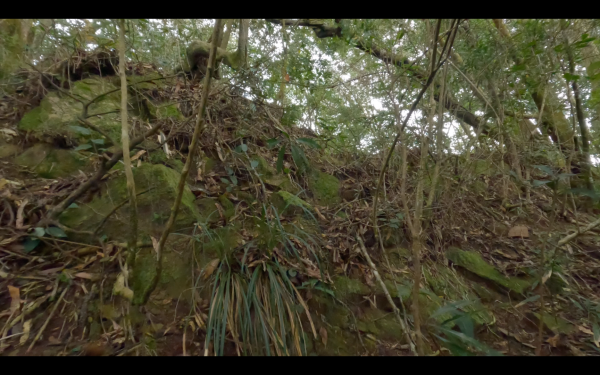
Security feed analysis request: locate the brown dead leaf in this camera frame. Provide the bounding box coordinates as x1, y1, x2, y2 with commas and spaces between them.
508, 226, 529, 238
8, 285, 20, 314
19, 319, 31, 345
204, 259, 220, 280
319, 326, 328, 346
579, 326, 593, 335
75, 272, 100, 281
546, 334, 560, 348
131, 150, 146, 162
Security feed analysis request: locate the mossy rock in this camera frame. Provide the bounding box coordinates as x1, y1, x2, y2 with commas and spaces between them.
356, 307, 407, 343
154, 103, 184, 120
15, 143, 87, 178
131, 237, 193, 304
308, 170, 341, 207
446, 247, 530, 295
196, 198, 220, 225
59, 163, 200, 241
148, 151, 185, 173
0, 141, 21, 159
253, 156, 299, 193
532, 312, 574, 335
332, 275, 371, 299
272, 191, 313, 215
18, 77, 122, 144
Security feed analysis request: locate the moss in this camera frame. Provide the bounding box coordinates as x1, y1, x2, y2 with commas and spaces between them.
15, 143, 87, 178
356, 308, 407, 342
219, 194, 235, 220
534, 313, 574, 334
155, 103, 183, 120
202, 224, 242, 260
253, 156, 297, 192
18, 77, 122, 143
333, 276, 371, 299
0, 141, 20, 158
196, 198, 220, 224
60, 163, 200, 241
308, 170, 341, 207
131, 237, 193, 305
446, 247, 530, 294
274, 191, 313, 215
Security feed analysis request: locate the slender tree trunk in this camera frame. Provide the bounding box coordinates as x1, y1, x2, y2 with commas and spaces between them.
563, 28, 594, 190
118, 19, 139, 268
137, 19, 223, 306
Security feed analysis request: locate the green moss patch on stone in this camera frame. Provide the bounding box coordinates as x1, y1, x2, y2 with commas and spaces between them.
446, 247, 530, 294
332, 275, 371, 299
131, 237, 193, 305
308, 170, 341, 207
274, 191, 313, 215
59, 163, 200, 240
15, 143, 87, 178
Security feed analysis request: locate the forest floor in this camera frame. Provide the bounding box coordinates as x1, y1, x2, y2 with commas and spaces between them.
1, 57, 600, 356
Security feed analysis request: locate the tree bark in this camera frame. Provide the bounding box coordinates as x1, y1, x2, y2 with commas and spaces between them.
118, 19, 139, 267
138, 19, 223, 306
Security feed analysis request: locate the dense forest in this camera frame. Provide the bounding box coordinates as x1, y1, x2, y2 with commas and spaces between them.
1, 18, 600, 356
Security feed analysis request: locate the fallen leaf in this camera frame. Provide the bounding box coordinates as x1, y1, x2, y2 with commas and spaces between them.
579, 326, 593, 335
113, 273, 133, 301
541, 269, 552, 285
204, 259, 220, 280
75, 272, 100, 281
131, 150, 146, 162
19, 320, 32, 345
8, 285, 20, 314
546, 334, 560, 348
0, 270, 8, 278
508, 225, 529, 238
319, 326, 328, 346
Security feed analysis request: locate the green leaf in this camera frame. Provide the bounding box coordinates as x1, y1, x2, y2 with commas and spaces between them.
290, 144, 309, 173
297, 137, 321, 149
220, 178, 230, 185
230, 175, 238, 185
563, 73, 580, 82
532, 179, 551, 187
45, 227, 67, 238
74, 144, 92, 151
533, 165, 555, 176
266, 138, 281, 149
250, 160, 259, 169
69, 125, 92, 135
276, 145, 286, 173
593, 322, 600, 347
570, 188, 600, 202
33, 227, 45, 237
510, 64, 526, 72
23, 237, 40, 253
91, 138, 105, 145
68, 203, 79, 209
240, 144, 248, 152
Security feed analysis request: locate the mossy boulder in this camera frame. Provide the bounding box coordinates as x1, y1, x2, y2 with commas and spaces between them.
308, 170, 341, 207
0, 141, 21, 159
272, 191, 313, 215
15, 143, 87, 178
18, 77, 122, 144
59, 163, 200, 240
332, 275, 371, 299
131, 237, 193, 304
446, 247, 530, 295
253, 156, 298, 193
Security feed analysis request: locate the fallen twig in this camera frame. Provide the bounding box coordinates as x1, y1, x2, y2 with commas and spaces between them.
356, 235, 417, 355
27, 285, 69, 352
